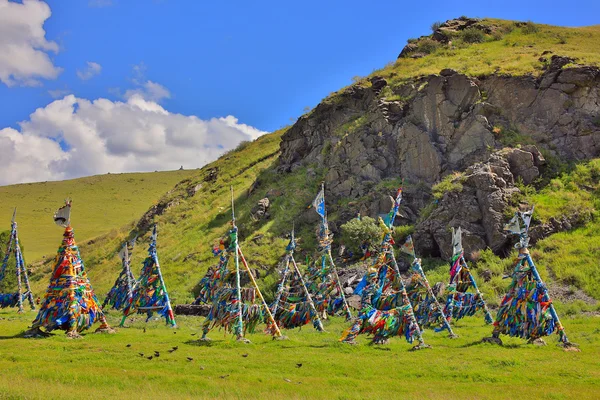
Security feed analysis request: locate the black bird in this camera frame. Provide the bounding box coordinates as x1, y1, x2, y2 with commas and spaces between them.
190, 333, 197, 336
296, 363, 303, 368
168, 346, 178, 353
143, 327, 146, 333
187, 357, 193, 361
173, 331, 177, 334
154, 351, 160, 357
147, 356, 153, 360
241, 353, 248, 358
138, 353, 144, 357
126, 344, 131, 348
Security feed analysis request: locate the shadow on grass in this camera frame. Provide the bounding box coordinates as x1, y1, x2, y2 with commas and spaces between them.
184, 339, 224, 347
460, 339, 521, 349
0, 331, 55, 340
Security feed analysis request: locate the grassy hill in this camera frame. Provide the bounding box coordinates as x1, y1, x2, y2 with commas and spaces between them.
0, 170, 196, 261
354, 19, 600, 94
2, 18, 599, 310
27, 130, 289, 301
0, 17, 599, 400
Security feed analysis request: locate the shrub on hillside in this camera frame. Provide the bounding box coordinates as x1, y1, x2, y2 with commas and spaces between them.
460, 27, 485, 44
432, 172, 466, 199
431, 21, 443, 32
417, 38, 441, 54
521, 21, 539, 34
340, 216, 383, 255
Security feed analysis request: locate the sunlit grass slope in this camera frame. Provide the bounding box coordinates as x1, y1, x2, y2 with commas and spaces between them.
0, 170, 197, 261
378, 20, 600, 82
0, 310, 598, 400
27, 130, 289, 302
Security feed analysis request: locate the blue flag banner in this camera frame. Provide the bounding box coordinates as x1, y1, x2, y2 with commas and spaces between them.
313, 187, 325, 218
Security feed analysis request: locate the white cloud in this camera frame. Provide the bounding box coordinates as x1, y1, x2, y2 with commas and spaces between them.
48, 88, 70, 99
0, 0, 61, 87
219, 115, 267, 140
0, 94, 268, 185
124, 80, 171, 102
76, 61, 102, 80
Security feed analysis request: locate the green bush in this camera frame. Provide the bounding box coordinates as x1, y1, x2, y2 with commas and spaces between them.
431, 21, 443, 32
460, 28, 485, 44
432, 172, 466, 200
417, 39, 441, 54
340, 216, 384, 254
521, 21, 539, 35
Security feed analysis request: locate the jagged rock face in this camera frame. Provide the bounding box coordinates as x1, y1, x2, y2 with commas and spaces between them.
277, 57, 599, 256
414, 149, 542, 259
484, 56, 600, 160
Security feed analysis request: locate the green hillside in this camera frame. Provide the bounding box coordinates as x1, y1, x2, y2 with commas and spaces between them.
27, 130, 288, 301
2, 18, 599, 311
0, 170, 196, 261
363, 19, 600, 91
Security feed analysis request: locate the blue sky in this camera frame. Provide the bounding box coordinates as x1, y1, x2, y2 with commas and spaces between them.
0, 0, 598, 185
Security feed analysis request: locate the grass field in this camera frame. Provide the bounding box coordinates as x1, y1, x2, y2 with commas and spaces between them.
0, 309, 598, 400
0, 170, 197, 261
374, 20, 600, 84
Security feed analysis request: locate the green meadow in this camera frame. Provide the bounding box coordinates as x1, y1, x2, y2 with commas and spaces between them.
0, 170, 196, 261
0, 309, 598, 400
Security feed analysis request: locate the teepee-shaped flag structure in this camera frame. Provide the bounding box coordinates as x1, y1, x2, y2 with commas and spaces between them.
0, 208, 35, 313
102, 239, 136, 311
340, 188, 429, 349
303, 183, 352, 320
25, 201, 113, 338
483, 208, 578, 349
0, 208, 35, 312
402, 236, 457, 337
199, 187, 283, 342
444, 227, 493, 324
121, 225, 176, 327
270, 229, 324, 331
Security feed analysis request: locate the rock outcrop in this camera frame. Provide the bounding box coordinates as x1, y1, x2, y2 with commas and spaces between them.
414, 147, 545, 259
277, 56, 599, 257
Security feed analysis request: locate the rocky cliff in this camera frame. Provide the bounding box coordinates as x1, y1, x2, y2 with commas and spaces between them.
277, 54, 600, 257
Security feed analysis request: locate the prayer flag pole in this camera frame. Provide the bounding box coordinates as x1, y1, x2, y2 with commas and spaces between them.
483, 208, 578, 350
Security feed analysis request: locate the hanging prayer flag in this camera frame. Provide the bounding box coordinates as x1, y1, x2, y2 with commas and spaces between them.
400, 235, 416, 258
503, 214, 521, 235
53, 200, 71, 227
451, 227, 462, 257
520, 206, 534, 231
313, 186, 325, 218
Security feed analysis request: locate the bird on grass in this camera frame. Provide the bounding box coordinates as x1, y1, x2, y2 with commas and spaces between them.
126, 344, 131, 348
168, 346, 178, 353
154, 351, 160, 357
187, 357, 194, 361
241, 353, 248, 358
146, 356, 153, 360
138, 353, 144, 357
296, 363, 303, 368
